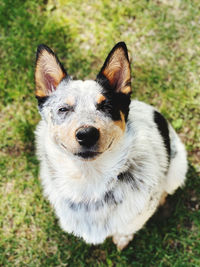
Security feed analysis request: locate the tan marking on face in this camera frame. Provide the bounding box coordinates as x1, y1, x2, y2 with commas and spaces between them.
95, 111, 125, 153
65, 96, 75, 106
113, 111, 126, 132
35, 88, 47, 97
96, 94, 106, 104
50, 109, 125, 161
121, 85, 131, 94
52, 118, 78, 155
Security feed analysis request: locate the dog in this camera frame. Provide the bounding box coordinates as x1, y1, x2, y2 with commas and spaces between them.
34, 42, 187, 250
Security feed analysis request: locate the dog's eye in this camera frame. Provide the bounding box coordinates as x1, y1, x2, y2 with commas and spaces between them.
58, 107, 70, 113
97, 100, 106, 110
97, 100, 113, 113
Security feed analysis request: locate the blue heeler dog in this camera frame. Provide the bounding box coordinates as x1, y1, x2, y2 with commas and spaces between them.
34, 42, 187, 250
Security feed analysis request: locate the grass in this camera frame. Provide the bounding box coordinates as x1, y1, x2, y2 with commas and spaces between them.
0, 0, 199, 266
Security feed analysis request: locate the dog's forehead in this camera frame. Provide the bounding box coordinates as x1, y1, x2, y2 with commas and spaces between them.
57, 79, 102, 99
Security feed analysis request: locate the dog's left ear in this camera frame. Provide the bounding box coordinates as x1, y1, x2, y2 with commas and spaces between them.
96, 42, 131, 95
35, 44, 67, 98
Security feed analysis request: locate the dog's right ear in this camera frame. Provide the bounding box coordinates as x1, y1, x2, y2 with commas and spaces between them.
96, 42, 131, 96
35, 45, 67, 99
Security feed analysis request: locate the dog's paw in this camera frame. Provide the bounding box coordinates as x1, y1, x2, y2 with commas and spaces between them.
112, 233, 134, 251
159, 192, 168, 206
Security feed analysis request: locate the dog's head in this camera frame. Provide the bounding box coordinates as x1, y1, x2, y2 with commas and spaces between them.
35, 42, 132, 160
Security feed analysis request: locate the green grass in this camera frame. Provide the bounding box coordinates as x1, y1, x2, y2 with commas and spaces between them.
0, 0, 199, 266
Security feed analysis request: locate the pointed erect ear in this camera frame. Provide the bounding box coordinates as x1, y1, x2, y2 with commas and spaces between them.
35, 44, 67, 98
96, 42, 131, 95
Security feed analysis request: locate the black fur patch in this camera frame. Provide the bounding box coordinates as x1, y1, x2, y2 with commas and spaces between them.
118, 170, 134, 182
66, 190, 122, 212
118, 170, 139, 190
36, 96, 49, 109
95, 77, 131, 121
95, 42, 131, 121
154, 111, 171, 161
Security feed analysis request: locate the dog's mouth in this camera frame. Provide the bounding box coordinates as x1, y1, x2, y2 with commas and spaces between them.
75, 151, 102, 159
61, 143, 101, 159
61, 138, 114, 160
74, 138, 115, 160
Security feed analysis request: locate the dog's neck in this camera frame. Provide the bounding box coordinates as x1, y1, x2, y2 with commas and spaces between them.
45, 123, 133, 201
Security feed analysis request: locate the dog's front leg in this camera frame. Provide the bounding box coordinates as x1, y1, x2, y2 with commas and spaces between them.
112, 233, 134, 250
159, 191, 168, 206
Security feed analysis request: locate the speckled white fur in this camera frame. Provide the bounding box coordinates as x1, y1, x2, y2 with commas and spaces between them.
35, 80, 187, 249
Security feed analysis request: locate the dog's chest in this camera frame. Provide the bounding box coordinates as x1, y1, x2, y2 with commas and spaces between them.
56, 182, 130, 243
55, 177, 160, 244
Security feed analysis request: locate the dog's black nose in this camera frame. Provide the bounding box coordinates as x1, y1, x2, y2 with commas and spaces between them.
76, 126, 100, 147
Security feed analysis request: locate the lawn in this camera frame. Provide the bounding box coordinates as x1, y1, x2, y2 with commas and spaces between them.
0, 0, 199, 266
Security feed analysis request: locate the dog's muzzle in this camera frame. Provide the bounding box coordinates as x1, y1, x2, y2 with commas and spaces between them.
75, 126, 100, 148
